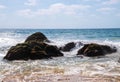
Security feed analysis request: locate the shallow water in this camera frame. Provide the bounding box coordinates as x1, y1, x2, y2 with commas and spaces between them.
0, 29, 120, 81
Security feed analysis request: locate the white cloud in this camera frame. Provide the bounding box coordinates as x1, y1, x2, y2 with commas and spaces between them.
36, 3, 65, 15
97, 7, 115, 13
116, 13, 120, 16
0, 13, 6, 17
0, 5, 6, 17
36, 3, 91, 15
64, 4, 91, 15
24, 0, 37, 6
102, 0, 119, 5
0, 5, 6, 9
83, 0, 101, 2
17, 3, 91, 17
17, 9, 35, 17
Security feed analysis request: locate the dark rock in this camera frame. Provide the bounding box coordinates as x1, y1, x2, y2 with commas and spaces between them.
77, 44, 89, 55
45, 45, 63, 57
4, 32, 64, 61
101, 45, 117, 54
4, 43, 31, 60
25, 32, 49, 42
29, 42, 50, 60
118, 58, 120, 63
77, 43, 117, 57
30, 51, 49, 60
4, 42, 63, 61
60, 42, 76, 52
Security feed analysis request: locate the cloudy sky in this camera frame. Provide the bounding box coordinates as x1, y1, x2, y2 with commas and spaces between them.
0, 0, 120, 29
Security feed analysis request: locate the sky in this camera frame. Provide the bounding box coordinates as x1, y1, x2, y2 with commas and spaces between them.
0, 0, 120, 29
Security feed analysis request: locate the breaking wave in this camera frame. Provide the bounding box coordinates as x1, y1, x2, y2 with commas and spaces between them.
0, 29, 120, 81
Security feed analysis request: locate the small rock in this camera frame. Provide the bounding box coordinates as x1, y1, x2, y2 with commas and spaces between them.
60, 42, 76, 52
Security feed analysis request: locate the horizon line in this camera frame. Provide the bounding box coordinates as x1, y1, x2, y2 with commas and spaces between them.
0, 27, 119, 30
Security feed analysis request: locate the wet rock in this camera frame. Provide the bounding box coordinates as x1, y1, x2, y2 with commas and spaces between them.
4, 42, 63, 61
60, 42, 76, 52
77, 44, 89, 55
4, 32, 64, 61
101, 45, 117, 54
77, 43, 117, 57
4, 43, 31, 60
25, 32, 49, 42
45, 45, 63, 57
29, 42, 50, 60
118, 58, 120, 63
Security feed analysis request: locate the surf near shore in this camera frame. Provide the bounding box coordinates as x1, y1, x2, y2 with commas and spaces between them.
0, 29, 120, 82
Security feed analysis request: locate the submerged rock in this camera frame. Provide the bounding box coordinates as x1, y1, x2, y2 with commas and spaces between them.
60, 42, 83, 52
60, 42, 76, 52
77, 43, 117, 57
4, 32, 63, 61
25, 32, 49, 42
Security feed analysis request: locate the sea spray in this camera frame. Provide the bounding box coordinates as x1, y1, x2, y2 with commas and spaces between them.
0, 29, 120, 81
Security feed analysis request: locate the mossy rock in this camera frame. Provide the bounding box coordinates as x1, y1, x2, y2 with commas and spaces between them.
4, 41, 63, 61
4, 43, 31, 60
77, 43, 117, 57
4, 32, 64, 61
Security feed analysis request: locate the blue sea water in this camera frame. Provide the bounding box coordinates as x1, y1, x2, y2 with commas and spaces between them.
0, 28, 120, 41
0, 28, 120, 81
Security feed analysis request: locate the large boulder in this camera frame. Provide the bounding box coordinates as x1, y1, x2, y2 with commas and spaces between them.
60, 42, 76, 52
4, 32, 64, 61
77, 43, 117, 57
4, 42, 63, 61
25, 32, 49, 42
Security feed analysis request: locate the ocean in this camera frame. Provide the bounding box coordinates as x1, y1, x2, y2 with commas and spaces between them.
0, 28, 120, 81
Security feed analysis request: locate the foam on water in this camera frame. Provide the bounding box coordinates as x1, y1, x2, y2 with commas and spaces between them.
0, 29, 120, 81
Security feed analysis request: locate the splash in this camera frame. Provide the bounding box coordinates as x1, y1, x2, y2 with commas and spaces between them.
0, 29, 120, 81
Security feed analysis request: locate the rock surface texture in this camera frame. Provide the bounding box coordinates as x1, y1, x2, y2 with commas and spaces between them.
25, 32, 49, 42
4, 32, 117, 61
60, 42, 76, 52
4, 32, 63, 61
77, 43, 117, 57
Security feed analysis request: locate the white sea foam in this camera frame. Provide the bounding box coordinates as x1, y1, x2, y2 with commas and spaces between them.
0, 32, 120, 81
